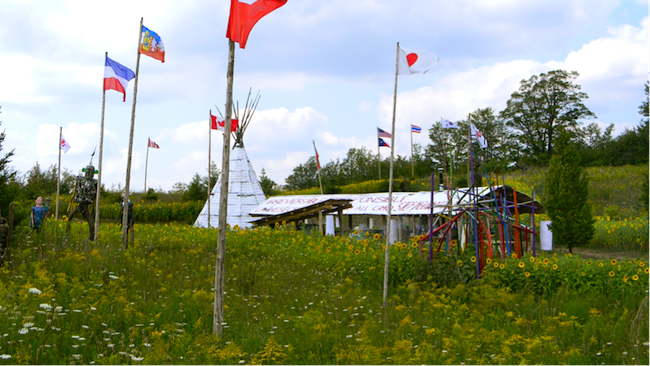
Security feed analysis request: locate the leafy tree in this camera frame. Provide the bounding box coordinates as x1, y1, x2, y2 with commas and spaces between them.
544, 131, 595, 253
574, 122, 614, 166
501, 70, 595, 166
259, 168, 278, 197
339, 147, 377, 183
22, 163, 74, 200
284, 157, 318, 191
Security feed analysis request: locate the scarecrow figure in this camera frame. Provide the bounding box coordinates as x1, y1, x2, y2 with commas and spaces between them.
67, 164, 98, 241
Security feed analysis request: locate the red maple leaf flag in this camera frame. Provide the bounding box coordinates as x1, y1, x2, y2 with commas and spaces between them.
148, 138, 160, 149
211, 114, 239, 132
226, 0, 287, 49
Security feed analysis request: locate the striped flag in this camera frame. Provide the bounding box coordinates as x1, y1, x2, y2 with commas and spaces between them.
411, 125, 422, 133
377, 127, 392, 138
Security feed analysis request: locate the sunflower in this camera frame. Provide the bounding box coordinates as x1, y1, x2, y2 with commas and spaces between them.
632, 275, 639, 281
524, 272, 530, 277
611, 259, 618, 265
529, 256, 535, 262
500, 264, 505, 269
471, 256, 477, 263
543, 258, 550, 265
518, 262, 525, 268
645, 268, 649, 274
511, 253, 518, 259
494, 262, 499, 268
623, 275, 629, 282
412, 242, 418, 248
486, 258, 492, 264
552, 264, 558, 270
639, 262, 645, 267
457, 260, 463, 267
598, 262, 604, 267
373, 233, 380, 240
585, 261, 592, 266
354, 249, 360, 255
609, 271, 615, 277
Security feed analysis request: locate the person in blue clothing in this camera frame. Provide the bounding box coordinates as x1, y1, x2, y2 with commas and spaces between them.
30, 196, 48, 231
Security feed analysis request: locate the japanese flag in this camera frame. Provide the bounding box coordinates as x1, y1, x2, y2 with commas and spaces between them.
61, 134, 71, 154
398, 46, 439, 75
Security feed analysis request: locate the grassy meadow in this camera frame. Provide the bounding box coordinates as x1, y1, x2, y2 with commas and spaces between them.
0, 220, 647, 365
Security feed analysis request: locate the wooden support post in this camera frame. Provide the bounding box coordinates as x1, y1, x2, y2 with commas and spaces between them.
337, 208, 344, 236
318, 210, 323, 234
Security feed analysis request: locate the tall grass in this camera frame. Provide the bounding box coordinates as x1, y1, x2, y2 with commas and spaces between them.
0, 220, 647, 364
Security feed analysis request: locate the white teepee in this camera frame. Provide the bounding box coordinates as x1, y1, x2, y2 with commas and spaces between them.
194, 89, 266, 228
194, 145, 266, 228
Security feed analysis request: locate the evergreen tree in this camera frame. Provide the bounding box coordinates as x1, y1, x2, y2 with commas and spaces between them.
259, 168, 278, 197
0, 121, 17, 216
544, 131, 595, 253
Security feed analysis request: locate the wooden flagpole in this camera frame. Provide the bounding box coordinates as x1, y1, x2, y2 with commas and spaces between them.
94, 53, 108, 240
214, 39, 235, 337
207, 110, 212, 229
144, 141, 150, 192
56, 127, 62, 220
122, 17, 143, 250
383, 42, 400, 307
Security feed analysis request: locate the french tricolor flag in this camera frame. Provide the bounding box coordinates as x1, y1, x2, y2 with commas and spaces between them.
104, 56, 135, 102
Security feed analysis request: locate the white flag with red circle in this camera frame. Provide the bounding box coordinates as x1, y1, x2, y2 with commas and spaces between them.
398, 46, 439, 75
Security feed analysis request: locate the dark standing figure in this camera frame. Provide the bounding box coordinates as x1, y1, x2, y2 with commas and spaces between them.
119, 191, 134, 246
30, 196, 49, 232
67, 165, 98, 241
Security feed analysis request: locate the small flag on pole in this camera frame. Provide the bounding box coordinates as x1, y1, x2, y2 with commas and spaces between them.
398, 46, 439, 75
211, 114, 239, 132
104, 56, 135, 102
378, 138, 390, 147
442, 119, 459, 129
411, 125, 422, 133
377, 127, 392, 138
140, 25, 165, 62
227, 0, 287, 49
148, 138, 160, 149
61, 134, 71, 153
470, 123, 488, 149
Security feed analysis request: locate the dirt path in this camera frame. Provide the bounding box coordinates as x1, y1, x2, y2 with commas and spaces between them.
551, 246, 648, 261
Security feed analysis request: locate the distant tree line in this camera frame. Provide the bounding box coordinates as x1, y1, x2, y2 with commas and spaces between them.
283, 71, 649, 191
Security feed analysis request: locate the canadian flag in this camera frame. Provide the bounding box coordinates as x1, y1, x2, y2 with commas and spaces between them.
210, 114, 239, 132
148, 138, 160, 149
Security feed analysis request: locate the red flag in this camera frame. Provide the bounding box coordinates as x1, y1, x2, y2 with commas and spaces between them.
210, 114, 239, 132
226, 0, 287, 49
148, 138, 160, 149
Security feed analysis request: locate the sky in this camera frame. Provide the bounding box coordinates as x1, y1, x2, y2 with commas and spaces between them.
1, 0, 648, 193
